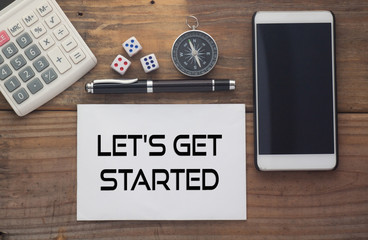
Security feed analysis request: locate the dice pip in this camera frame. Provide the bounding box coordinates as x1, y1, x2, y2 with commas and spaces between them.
123, 36, 142, 57
111, 54, 131, 75
140, 54, 159, 73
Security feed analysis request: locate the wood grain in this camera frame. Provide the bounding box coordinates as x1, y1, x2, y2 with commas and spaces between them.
0, 0, 368, 239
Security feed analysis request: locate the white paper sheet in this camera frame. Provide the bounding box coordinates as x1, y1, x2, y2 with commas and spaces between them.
77, 104, 246, 220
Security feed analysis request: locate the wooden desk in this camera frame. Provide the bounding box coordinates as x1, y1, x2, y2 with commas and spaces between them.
1, 0, 367, 239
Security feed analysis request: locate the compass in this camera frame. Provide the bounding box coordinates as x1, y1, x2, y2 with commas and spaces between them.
171, 16, 218, 77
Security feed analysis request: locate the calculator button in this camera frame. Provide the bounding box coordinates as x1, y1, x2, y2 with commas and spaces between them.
8, 21, 24, 37
42, 68, 58, 84
31, 22, 46, 39
48, 47, 71, 74
44, 12, 60, 29
53, 25, 69, 41
62, 37, 77, 52
0, 54, 3, 64
2, 42, 18, 59
13, 88, 29, 104
27, 78, 43, 94
0, 30, 10, 47
16, 32, 33, 49
19, 66, 35, 82
0, 64, 12, 80
37, 2, 53, 17
33, 56, 49, 72
39, 35, 55, 50
70, 48, 86, 64
23, 11, 39, 27
5, 76, 21, 92
10, 54, 27, 70
25, 44, 41, 60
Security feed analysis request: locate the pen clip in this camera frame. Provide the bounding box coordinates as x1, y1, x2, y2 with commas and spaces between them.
93, 79, 139, 84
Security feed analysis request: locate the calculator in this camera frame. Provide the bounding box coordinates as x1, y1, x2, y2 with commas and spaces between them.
0, 0, 97, 116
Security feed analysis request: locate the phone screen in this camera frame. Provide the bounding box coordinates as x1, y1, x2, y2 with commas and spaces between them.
256, 23, 335, 155
0, 0, 15, 11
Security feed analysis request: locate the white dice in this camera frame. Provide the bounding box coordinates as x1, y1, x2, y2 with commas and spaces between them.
140, 54, 159, 73
123, 36, 142, 57
111, 54, 131, 75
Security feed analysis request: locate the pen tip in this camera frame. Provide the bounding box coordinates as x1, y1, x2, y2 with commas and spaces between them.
229, 80, 236, 90
85, 82, 93, 94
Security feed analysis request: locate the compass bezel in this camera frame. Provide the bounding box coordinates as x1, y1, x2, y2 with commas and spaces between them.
171, 30, 219, 77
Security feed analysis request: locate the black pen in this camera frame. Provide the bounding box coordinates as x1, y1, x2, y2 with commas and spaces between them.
85, 79, 235, 94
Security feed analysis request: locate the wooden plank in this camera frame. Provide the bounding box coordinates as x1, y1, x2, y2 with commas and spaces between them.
0, 0, 367, 113
0, 111, 367, 239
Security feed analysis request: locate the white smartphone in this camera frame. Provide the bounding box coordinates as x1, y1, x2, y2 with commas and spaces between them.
253, 11, 337, 171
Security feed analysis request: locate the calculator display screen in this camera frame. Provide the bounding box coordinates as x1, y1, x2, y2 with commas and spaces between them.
0, 0, 15, 11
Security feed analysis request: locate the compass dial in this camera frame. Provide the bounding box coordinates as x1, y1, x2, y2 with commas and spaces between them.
172, 30, 218, 77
